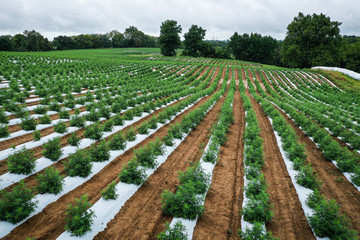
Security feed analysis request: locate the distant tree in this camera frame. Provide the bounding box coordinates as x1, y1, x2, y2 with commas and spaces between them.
341, 42, 360, 72
24, 30, 51, 51
124, 26, 144, 47
53, 35, 76, 50
13, 33, 27, 51
281, 12, 342, 68
158, 20, 182, 56
109, 30, 124, 48
74, 34, 93, 49
183, 25, 206, 57
0, 35, 13, 51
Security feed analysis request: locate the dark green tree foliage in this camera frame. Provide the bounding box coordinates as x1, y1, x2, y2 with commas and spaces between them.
0, 180, 37, 224
183, 25, 206, 57
158, 20, 182, 56
52, 36, 76, 50
65, 195, 95, 237
228, 32, 280, 65
281, 12, 342, 68
0, 35, 13, 51
341, 42, 360, 73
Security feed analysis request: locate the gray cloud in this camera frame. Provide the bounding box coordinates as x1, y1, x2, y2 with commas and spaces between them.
0, 0, 359, 40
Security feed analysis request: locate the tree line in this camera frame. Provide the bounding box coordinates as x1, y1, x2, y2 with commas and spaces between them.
0, 12, 359, 72
0, 26, 157, 51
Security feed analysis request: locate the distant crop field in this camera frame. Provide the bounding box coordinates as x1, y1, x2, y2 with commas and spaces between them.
0, 48, 359, 239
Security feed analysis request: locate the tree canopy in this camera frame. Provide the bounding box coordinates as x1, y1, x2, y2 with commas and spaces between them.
281, 12, 342, 68
183, 25, 206, 57
158, 20, 182, 56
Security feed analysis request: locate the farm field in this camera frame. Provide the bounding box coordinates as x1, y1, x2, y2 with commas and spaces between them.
0, 48, 359, 240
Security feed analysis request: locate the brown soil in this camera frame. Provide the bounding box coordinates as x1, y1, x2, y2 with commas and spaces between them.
273, 105, 360, 233
192, 85, 245, 240
247, 91, 316, 240
2, 68, 224, 240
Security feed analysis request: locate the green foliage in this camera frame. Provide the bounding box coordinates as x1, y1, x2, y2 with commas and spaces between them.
295, 164, 321, 190
59, 109, 70, 119
101, 180, 118, 200
7, 147, 36, 174
67, 132, 81, 146
0, 108, 9, 124
157, 221, 188, 240
242, 192, 273, 223
101, 119, 114, 132
70, 114, 85, 128
126, 127, 136, 141
42, 137, 63, 161
119, 160, 146, 185
65, 195, 95, 237
158, 20, 182, 56
66, 150, 92, 177
178, 163, 210, 194
183, 25, 206, 57
109, 131, 127, 150
162, 133, 174, 147
239, 222, 277, 240
54, 120, 67, 133
34, 105, 47, 114
33, 130, 41, 141
36, 167, 64, 194
281, 12, 342, 68
112, 114, 124, 126
39, 114, 51, 124
0, 180, 37, 224
0, 124, 10, 138
84, 123, 103, 140
88, 140, 110, 162
21, 116, 37, 130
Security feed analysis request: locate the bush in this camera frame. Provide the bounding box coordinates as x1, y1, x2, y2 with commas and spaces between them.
148, 115, 158, 129
137, 121, 149, 135
42, 137, 63, 161
157, 221, 188, 240
101, 119, 114, 132
245, 174, 267, 198
101, 180, 118, 200
126, 127, 136, 141
295, 164, 321, 190
21, 116, 37, 130
49, 102, 61, 112
36, 167, 64, 194
54, 120, 67, 133
39, 114, 51, 124
178, 163, 210, 194
162, 133, 174, 147
169, 122, 183, 139
67, 132, 81, 146
0, 180, 37, 224
88, 140, 110, 162
109, 131, 126, 150
134, 145, 157, 168
242, 192, 273, 223
239, 222, 276, 240
161, 182, 204, 220
7, 147, 36, 174
64, 195, 95, 237
0, 108, 9, 124
123, 109, 134, 120
119, 160, 147, 185
85, 109, 101, 122
34, 105, 47, 114
66, 150, 92, 177
0, 124, 9, 138
309, 198, 357, 239
84, 123, 103, 140
59, 109, 70, 119
33, 130, 41, 141
112, 114, 124, 126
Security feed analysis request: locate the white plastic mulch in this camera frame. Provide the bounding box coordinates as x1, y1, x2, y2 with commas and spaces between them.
312, 67, 360, 81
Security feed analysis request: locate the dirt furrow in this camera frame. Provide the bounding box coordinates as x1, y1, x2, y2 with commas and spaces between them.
193, 87, 245, 240
247, 91, 315, 240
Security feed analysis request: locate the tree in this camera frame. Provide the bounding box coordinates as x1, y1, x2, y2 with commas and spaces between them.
341, 42, 360, 73
183, 25, 206, 57
53, 35, 76, 50
0, 35, 13, 51
109, 30, 124, 48
124, 26, 144, 47
281, 12, 342, 68
158, 20, 182, 56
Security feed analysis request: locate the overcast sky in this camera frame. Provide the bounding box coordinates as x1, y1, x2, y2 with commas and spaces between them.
1, 0, 359, 41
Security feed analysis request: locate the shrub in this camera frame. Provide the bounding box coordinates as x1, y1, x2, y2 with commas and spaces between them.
88, 140, 110, 162
0, 108, 9, 124
109, 131, 126, 150
123, 110, 134, 120
0, 124, 9, 138
148, 115, 158, 129
33, 130, 41, 141
99, 106, 111, 119
157, 221, 188, 240
0, 180, 37, 224
64, 195, 95, 237
36, 167, 64, 194
203, 145, 218, 163
119, 160, 146, 185
67, 132, 81, 146
134, 145, 157, 168
162, 133, 174, 147
126, 127, 136, 141
295, 164, 321, 190
178, 163, 210, 194
239, 222, 276, 240
7, 147, 36, 174
245, 174, 267, 198
101, 119, 114, 132
64, 100, 75, 109
85, 109, 101, 122
309, 198, 357, 239
84, 123, 103, 140
42, 137, 63, 161
101, 180, 118, 200
54, 120, 67, 133
168, 122, 183, 139
39, 114, 51, 124
66, 150, 92, 177
34, 105, 47, 114
59, 109, 70, 119
70, 114, 85, 128
242, 192, 273, 223
112, 114, 124, 126
21, 116, 37, 130
161, 182, 204, 220
137, 121, 149, 135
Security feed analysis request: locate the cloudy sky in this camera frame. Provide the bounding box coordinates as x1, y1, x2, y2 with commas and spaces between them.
0, 0, 359, 41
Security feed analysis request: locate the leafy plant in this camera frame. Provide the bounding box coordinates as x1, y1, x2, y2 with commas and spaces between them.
0, 180, 37, 224
84, 123, 103, 140
0, 108, 9, 124
241, 192, 273, 223
118, 160, 146, 185
54, 120, 67, 133
109, 131, 126, 150
0, 124, 9, 138
70, 114, 85, 128
239, 222, 277, 240
178, 163, 210, 194
39, 114, 51, 124
157, 221, 188, 240
101, 180, 118, 200
88, 140, 110, 162
59, 109, 70, 119
101, 119, 114, 132
67, 132, 81, 146
33, 130, 41, 141
126, 127, 136, 141
21, 116, 37, 130
66, 150, 92, 177
36, 167, 64, 194
42, 137, 63, 161
64, 195, 95, 237
112, 114, 124, 126
7, 147, 36, 174
34, 105, 48, 114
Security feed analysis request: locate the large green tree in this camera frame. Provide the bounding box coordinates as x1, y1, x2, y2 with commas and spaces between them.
281, 12, 342, 68
158, 20, 182, 56
183, 25, 206, 57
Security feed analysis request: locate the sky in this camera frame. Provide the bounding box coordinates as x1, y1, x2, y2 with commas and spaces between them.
0, 0, 359, 41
